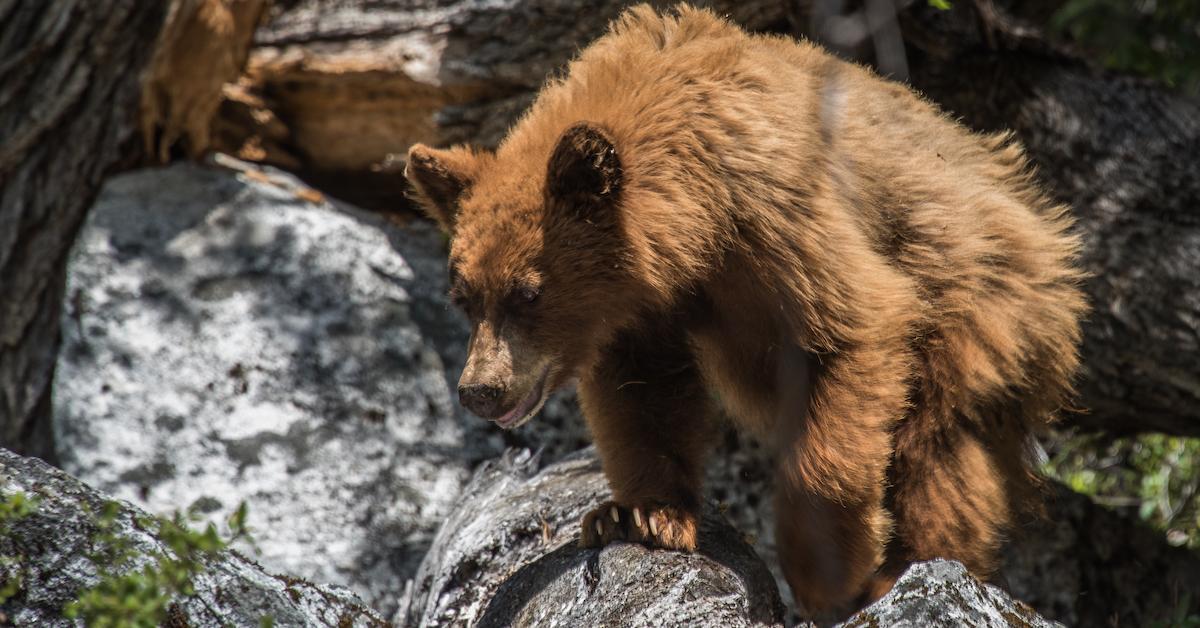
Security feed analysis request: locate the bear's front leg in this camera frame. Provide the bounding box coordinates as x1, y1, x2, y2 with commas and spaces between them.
580, 501, 700, 550
576, 322, 717, 552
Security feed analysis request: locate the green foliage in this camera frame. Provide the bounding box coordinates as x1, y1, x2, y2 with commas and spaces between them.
64, 501, 255, 628
1044, 432, 1200, 550
928, 0, 953, 9
0, 566, 21, 606
0, 491, 39, 605
0, 492, 38, 528
1049, 0, 1200, 93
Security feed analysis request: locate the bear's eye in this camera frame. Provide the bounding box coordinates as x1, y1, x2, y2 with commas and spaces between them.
514, 285, 540, 305
448, 283, 475, 317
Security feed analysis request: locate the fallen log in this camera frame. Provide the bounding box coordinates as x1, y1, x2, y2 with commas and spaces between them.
401, 447, 1059, 627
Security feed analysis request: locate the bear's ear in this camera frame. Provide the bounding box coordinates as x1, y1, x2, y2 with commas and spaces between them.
545, 122, 622, 216
405, 144, 479, 233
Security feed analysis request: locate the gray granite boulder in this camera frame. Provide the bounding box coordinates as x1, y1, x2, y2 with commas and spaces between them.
52, 158, 480, 617
0, 447, 386, 627
843, 561, 1057, 628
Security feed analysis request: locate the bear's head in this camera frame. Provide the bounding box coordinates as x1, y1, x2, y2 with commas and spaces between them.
405, 122, 637, 429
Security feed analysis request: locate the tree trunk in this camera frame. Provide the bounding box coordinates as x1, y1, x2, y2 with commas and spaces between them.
0, 0, 266, 460
0, 1, 167, 462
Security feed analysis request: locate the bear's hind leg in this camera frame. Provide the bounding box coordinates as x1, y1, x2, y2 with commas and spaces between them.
882, 409, 1012, 585
773, 343, 909, 619
577, 321, 717, 551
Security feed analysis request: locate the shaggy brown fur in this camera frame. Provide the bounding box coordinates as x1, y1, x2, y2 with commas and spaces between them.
405, 4, 1085, 619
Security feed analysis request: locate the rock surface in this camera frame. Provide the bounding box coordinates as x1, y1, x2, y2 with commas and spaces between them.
1001, 485, 1200, 628
403, 446, 1063, 628
843, 561, 1056, 628
51, 156, 780, 624
52, 158, 480, 617
0, 447, 385, 627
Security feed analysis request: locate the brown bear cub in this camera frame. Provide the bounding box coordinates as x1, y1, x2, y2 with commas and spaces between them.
405, 4, 1084, 618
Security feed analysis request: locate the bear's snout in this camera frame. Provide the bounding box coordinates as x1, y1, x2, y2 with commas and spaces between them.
458, 382, 504, 418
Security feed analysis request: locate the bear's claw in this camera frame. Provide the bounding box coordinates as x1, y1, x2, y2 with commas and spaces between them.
579, 500, 698, 551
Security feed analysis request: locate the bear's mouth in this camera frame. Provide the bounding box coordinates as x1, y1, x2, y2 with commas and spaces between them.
493, 365, 552, 429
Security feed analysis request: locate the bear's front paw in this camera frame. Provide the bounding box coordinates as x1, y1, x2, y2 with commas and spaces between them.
579, 500, 698, 551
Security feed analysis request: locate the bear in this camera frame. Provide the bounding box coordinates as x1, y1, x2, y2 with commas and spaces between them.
404, 3, 1085, 618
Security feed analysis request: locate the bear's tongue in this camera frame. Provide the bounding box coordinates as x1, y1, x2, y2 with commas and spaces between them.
494, 367, 549, 428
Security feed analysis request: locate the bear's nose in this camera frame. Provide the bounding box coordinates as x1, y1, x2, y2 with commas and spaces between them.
459, 383, 504, 418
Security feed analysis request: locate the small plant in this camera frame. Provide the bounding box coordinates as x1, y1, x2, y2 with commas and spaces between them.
0, 491, 40, 605
0, 492, 38, 528
64, 501, 254, 628
1043, 432, 1200, 550
1049, 0, 1200, 93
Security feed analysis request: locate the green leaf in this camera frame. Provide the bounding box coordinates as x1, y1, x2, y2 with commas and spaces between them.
65, 502, 255, 626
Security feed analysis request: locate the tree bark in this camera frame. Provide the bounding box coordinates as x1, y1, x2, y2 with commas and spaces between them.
0, 1, 167, 462
0, 0, 266, 460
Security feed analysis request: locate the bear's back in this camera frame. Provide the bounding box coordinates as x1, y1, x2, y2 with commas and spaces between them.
498, 4, 1078, 327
